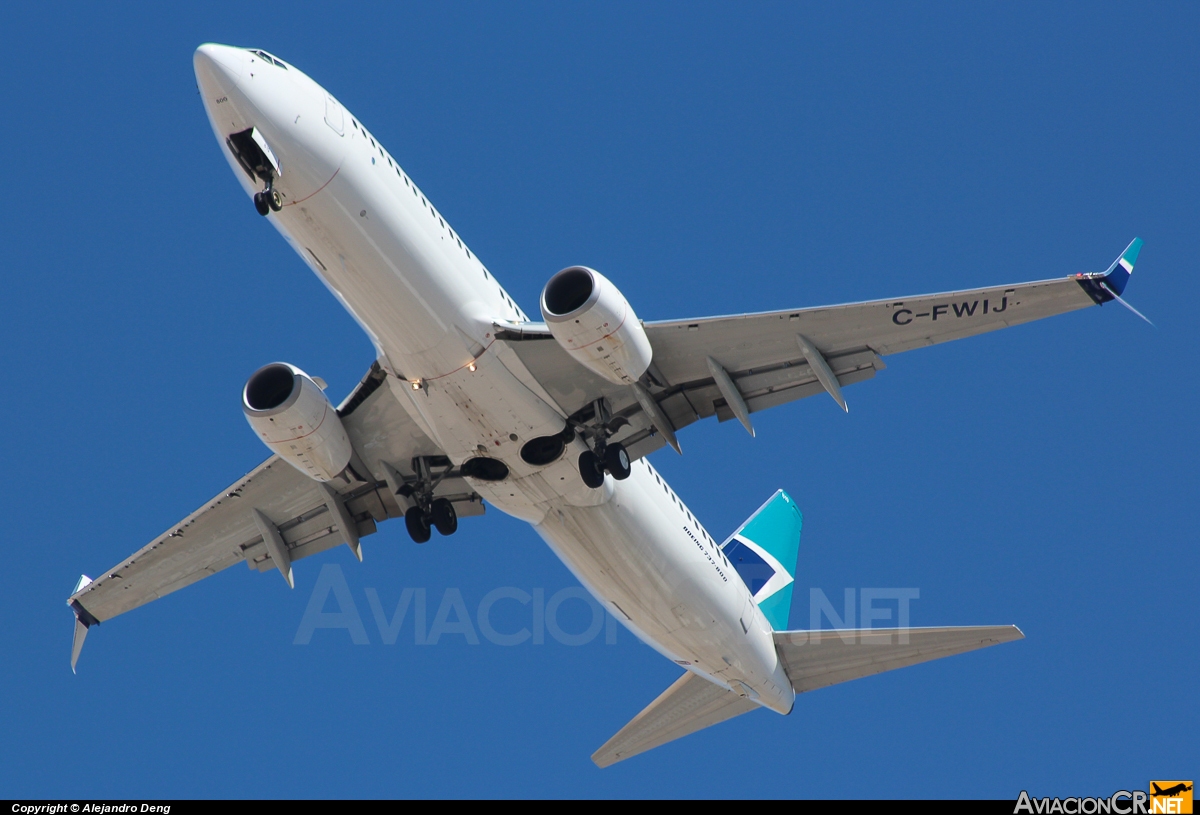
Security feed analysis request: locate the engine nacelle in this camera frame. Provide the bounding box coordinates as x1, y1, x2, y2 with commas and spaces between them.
540, 266, 653, 386
243, 362, 353, 482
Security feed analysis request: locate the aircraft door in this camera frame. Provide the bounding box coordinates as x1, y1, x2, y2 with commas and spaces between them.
324, 93, 344, 135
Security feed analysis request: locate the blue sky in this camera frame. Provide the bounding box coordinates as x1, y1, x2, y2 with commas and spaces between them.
1, 1, 1196, 799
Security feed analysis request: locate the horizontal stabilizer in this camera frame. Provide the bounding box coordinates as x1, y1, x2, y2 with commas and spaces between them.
774, 625, 1024, 694
592, 671, 758, 768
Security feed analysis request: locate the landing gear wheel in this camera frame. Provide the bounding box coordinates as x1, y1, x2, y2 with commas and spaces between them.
579, 450, 605, 489
404, 506, 432, 543
253, 192, 270, 216
603, 443, 631, 480
268, 189, 283, 211
431, 498, 458, 536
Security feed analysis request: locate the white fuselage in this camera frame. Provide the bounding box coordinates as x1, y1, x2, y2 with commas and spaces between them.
194, 44, 793, 714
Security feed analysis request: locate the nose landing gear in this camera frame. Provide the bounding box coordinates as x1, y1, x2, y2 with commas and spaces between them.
226, 127, 284, 217
253, 184, 283, 217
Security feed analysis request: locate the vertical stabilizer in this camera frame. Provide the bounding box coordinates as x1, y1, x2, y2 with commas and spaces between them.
722, 490, 802, 630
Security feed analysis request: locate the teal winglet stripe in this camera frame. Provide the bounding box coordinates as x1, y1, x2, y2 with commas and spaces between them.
1121, 237, 1143, 268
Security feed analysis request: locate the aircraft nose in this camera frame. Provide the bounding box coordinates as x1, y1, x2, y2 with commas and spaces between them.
194, 43, 244, 89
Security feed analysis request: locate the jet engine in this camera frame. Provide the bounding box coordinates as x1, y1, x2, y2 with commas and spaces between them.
242, 362, 353, 482
539, 266, 653, 386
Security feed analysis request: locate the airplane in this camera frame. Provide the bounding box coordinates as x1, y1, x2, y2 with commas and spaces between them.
1152, 783, 1193, 797
65, 42, 1148, 768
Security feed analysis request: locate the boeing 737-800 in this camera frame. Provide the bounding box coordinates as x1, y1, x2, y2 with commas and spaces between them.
66, 44, 1147, 767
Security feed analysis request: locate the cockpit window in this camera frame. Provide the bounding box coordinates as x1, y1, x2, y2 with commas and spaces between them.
246, 49, 287, 68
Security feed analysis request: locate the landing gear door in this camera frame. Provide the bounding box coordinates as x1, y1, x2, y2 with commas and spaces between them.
324, 93, 344, 136
250, 128, 282, 177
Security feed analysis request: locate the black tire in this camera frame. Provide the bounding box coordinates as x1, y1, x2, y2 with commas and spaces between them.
431, 498, 458, 536
578, 450, 605, 489
268, 189, 284, 211
405, 506, 432, 543
253, 192, 270, 216
603, 443, 632, 480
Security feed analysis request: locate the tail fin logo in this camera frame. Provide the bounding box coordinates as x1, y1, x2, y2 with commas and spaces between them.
723, 490, 802, 631
727, 536, 793, 604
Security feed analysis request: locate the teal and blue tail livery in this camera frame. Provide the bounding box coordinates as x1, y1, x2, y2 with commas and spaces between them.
722, 490, 802, 631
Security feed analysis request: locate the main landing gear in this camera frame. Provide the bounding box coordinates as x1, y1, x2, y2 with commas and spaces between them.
574, 397, 633, 489
578, 442, 631, 489
404, 498, 457, 544
399, 456, 459, 544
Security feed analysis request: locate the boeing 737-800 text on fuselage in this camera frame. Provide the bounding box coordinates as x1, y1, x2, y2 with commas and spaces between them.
66, 44, 1147, 767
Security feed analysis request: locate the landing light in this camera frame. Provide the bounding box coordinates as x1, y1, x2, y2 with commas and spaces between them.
468, 362, 477, 372
411, 379, 422, 390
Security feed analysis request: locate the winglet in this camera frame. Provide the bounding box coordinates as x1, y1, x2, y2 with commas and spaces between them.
1102, 237, 1142, 296
1076, 238, 1151, 324
68, 575, 97, 673
70, 618, 90, 674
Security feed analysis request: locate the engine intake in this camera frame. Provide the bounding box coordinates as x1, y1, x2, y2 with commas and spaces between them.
540, 266, 653, 386
243, 362, 353, 482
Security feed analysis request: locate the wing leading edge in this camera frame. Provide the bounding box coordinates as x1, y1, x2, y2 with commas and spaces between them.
66, 361, 484, 670
505, 240, 1146, 462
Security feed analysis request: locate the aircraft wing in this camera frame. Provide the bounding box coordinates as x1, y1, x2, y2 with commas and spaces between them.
503, 240, 1143, 459
66, 362, 482, 670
